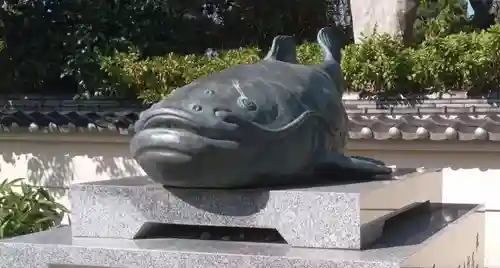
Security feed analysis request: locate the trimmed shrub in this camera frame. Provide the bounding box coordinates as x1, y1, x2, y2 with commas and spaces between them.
0, 178, 69, 239
414, 26, 500, 96
346, 25, 500, 98
99, 47, 262, 103
459, 26, 500, 96
341, 34, 417, 98
99, 24, 500, 103
99, 44, 330, 103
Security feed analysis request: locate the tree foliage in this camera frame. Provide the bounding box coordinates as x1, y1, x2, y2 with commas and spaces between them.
412, 0, 472, 44
0, 0, 336, 97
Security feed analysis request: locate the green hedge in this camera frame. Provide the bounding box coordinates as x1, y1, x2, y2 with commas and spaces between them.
342, 27, 500, 98
98, 24, 500, 103
98, 45, 325, 102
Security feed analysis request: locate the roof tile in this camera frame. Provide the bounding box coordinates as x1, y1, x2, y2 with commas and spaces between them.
1, 97, 500, 141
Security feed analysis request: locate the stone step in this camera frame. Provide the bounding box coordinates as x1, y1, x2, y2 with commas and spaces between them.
0, 201, 485, 268
68, 169, 443, 250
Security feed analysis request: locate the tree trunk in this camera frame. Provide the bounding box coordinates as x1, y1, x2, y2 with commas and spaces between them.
470, 0, 498, 29
350, 0, 420, 43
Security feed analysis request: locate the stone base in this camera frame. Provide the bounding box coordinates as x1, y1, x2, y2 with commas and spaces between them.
69, 169, 442, 249
0, 203, 484, 268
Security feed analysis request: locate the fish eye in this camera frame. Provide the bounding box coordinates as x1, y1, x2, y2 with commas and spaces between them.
191, 104, 203, 112
204, 89, 215, 96
237, 97, 257, 111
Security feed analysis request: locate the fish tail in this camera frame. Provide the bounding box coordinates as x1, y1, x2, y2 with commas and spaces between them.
317, 27, 341, 64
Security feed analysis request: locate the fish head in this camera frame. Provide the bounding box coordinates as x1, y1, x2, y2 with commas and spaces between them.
130, 73, 290, 188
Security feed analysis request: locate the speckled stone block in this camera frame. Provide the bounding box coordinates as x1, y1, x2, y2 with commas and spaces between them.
69, 169, 443, 249
0, 203, 485, 268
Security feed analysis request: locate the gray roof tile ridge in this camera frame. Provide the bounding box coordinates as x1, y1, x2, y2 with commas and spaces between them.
1, 97, 500, 141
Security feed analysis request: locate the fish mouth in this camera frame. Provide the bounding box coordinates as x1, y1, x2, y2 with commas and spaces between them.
131, 109, 240, 164
131, 128, 240, 165
138, 109, 202, 134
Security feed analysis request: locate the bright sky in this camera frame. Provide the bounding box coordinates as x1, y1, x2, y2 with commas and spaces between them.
467, 0, 474, 16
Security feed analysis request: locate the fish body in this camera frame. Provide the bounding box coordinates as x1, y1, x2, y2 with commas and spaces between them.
130, 27, 391, 189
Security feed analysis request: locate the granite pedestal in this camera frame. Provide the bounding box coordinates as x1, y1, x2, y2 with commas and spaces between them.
69, 168, 442, 249
0, 169, 486, 268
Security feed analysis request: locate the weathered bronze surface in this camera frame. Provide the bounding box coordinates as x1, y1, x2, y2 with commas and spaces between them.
130, 27, 391, 189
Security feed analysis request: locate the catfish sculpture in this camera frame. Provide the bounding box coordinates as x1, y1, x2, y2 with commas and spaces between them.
130, 27, 392, 189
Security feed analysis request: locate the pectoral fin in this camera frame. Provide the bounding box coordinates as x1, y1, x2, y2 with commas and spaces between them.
315, 152, 392, 176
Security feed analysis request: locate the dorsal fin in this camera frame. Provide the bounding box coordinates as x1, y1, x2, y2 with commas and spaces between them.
263, 35, 298, 63
317, 27, 341, 63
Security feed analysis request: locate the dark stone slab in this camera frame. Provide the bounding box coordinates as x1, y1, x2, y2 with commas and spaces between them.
69, 169, 442, 249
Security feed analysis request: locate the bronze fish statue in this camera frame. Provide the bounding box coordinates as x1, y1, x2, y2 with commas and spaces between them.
130, 27, 392, 189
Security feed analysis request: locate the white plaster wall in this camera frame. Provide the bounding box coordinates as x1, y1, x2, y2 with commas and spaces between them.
0, 136, 144, 188
442, 169, 500, 267
1, 135, 499, 266
0, 135, 145, 226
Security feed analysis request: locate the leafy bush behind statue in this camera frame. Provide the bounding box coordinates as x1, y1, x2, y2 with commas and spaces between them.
100, 25, 500, 103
